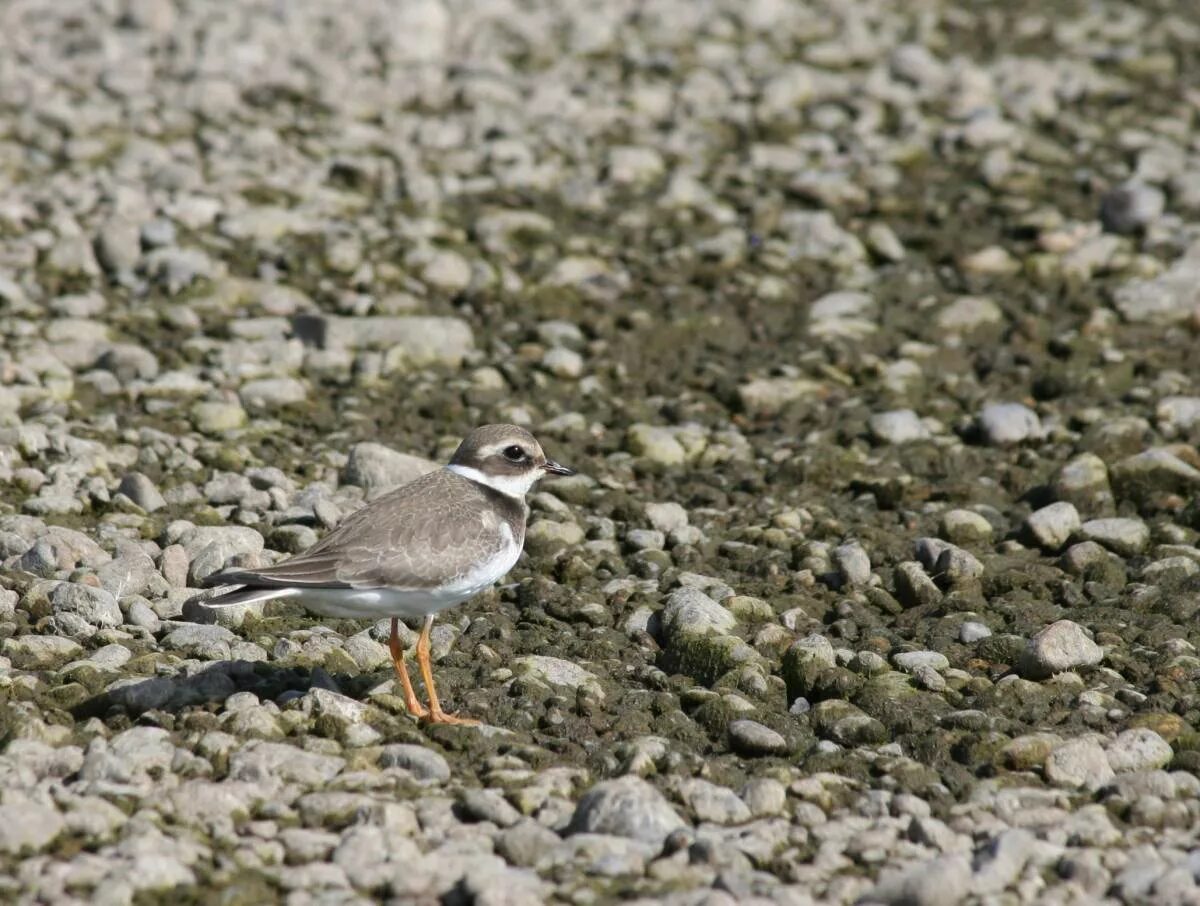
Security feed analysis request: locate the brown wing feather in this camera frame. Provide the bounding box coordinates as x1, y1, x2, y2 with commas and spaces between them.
205, 469, 525, 591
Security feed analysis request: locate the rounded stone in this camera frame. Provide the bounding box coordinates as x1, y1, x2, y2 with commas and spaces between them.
1024, 501, 1081, 551
566, 776, 686, 845
959, 621, 993, 643
1045, 738, 1115, 790
1018, 620, 1104, 680
729, 719, 788, 757
1105, 728, 1173, 774
978, 402, 1042, 446
868, 409, 930, 445
939, 509, 993, 545
51, 582, 123, 629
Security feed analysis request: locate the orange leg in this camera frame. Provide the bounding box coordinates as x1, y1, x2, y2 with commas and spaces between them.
416, 614, 478, 726
389, 617, 428, 718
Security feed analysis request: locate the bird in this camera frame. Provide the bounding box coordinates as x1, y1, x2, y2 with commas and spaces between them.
201, 424, 575, 725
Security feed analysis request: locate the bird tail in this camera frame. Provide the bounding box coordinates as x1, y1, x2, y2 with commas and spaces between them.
201, 584, 298, 608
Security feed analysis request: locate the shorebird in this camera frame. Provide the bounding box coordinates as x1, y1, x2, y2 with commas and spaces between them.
203, 424, 574, 725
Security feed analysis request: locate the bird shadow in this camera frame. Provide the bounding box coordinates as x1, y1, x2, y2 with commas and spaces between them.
70, 656, 386, 723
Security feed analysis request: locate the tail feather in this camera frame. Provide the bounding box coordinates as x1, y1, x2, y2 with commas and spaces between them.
202, 585, 298, 608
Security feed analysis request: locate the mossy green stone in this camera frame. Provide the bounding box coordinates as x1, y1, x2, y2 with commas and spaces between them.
975, 634, 1028, 665
855, 672, 951, 734
45, 681, 90, 709
661, 633, 758, 687
806, 666, 866, 704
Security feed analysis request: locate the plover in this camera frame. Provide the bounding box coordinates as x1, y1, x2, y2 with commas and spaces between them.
203, 424, 574, 725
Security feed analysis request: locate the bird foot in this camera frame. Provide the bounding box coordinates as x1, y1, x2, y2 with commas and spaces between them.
424, 708, 480, 726
403, 699, 430, 719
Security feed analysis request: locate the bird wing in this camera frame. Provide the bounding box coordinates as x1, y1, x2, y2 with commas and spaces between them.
204, 469, 524, 591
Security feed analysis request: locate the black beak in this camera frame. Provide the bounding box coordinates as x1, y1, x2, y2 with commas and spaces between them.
543, 459, 575, 477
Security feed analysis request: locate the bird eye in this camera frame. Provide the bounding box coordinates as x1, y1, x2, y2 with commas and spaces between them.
502, 445, 526, 462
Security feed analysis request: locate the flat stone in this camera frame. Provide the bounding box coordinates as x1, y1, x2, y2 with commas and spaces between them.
298, 315, 474, 367
513, 655, 604, 697
176, 525, 265, 561
567, 776, 686, 845
229, 740, 345, 786
161, 623, 236, 660
342, 442, 439, 500
894, 651, 949, 673
740, 777, 787, 817
3, 635, 84, 669
239, 377, 308, 412
96, 726, 177, 780
1141, 556, 1199, 584
1076, 518, 1150, 556
379, 744, 451, 783
302, 687, 373, 724
809, 289, 876, 332
1110, 448, 1200, 508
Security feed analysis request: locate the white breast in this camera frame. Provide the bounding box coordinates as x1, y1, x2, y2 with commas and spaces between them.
436, 522, 523, 601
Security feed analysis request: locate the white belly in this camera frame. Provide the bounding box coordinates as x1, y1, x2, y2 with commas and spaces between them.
287, 532, 522, 619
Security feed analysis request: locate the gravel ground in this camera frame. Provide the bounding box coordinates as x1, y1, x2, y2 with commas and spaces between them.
2, 0, 1200, 903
